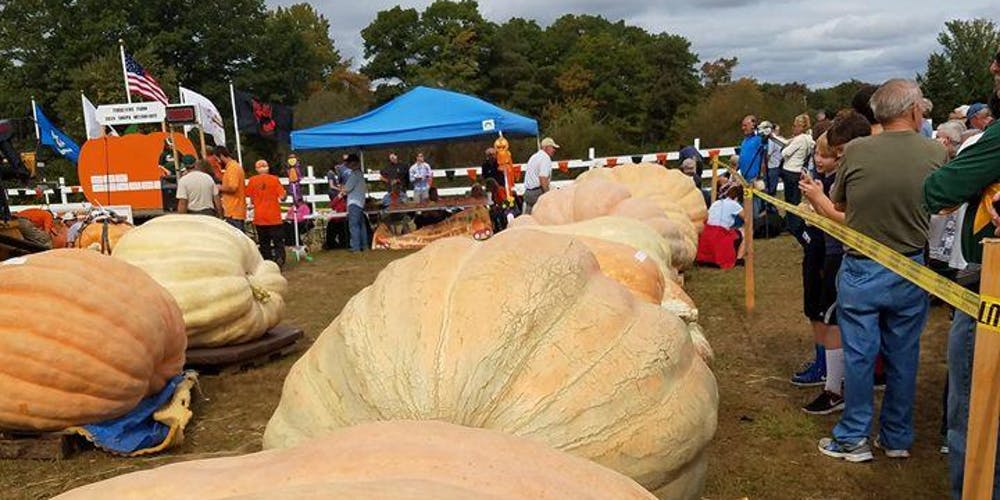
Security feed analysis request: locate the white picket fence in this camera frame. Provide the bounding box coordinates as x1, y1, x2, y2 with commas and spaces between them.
7, 141, 739, 216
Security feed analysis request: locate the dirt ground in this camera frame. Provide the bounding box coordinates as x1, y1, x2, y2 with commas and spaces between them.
2, 236, 951, 499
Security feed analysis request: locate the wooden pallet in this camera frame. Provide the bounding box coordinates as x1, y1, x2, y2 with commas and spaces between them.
0, 430, 79, 459
185, 324, 304, 375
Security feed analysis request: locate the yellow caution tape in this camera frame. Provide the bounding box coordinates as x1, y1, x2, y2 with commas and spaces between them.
979, 294, 1000, 333
724, 165, 980, 317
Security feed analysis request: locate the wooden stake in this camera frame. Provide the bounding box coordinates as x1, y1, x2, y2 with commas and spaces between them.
198, 126, 207, 159
169, 125, 180, 174
744, 190, 755, 312
711, 155, 720, 204
963, 238, 1000, 499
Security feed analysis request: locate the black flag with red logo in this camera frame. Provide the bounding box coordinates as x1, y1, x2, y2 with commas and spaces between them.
234, 91, 293, 143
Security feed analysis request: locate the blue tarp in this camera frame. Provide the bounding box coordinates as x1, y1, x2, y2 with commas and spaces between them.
291, 86, 539, 151
78, 374, 185, 454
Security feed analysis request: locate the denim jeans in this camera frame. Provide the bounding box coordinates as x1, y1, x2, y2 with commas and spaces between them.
348, 204, 367, 251
224, 217, 245, 232
947, 310, 1000, 499
765, 168, 781, 196
832, 254, 929, 449
782, 169, 805, 243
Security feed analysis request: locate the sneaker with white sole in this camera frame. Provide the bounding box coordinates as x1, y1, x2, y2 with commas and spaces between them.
819, 437, 874, 462
874, 437, 911, 458
802, 391, 845, 415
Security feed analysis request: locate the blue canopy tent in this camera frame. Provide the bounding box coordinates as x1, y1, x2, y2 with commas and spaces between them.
290, 86, 539, 151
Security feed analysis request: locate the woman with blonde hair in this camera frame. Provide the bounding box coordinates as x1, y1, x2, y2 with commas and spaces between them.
781, 113, 815, 245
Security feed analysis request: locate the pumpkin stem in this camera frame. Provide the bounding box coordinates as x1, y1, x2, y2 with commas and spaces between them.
245, 275, 271, 303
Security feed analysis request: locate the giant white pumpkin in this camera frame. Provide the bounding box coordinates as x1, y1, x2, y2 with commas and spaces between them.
112, 215, 287, 348
523, 178, 697, 269
577, 164, 708, 232
508, 220, 711, 361
509, 215, 677, 284
0, 249, 186, 431
264, 231, 718, 499
56, 421, 655, 499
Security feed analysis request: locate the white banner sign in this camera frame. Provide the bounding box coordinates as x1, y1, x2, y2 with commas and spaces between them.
96, 102, 166, 125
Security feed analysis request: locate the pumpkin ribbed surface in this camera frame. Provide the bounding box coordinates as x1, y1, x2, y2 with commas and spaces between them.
112, 215, 287, 348
56, 421, 655, 499
524, 178, 697, 269
0, 249, 186, 431
510, 215, 677, 284
264, 231, 717, 498
576, 164, 708, 232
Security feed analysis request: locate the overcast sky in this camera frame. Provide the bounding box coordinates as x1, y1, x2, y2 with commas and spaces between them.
268, 0, 1000, 87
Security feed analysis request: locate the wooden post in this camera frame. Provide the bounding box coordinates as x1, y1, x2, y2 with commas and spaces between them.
963, 239, 1000, 499
744, 189, 755, 312
710, 151, 720, 204
198, 126, 207, 159
168, 125, 180, 173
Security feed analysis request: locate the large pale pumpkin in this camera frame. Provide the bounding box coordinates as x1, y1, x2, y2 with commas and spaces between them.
524, 178, 696, 269
0, 249, 186, 431
112, 215, 287, 348
510, 215, 677, 284
508, 220, 712, 361
264, 231, 718, 499
56, 421, 655, 499
577, 164, 708, 232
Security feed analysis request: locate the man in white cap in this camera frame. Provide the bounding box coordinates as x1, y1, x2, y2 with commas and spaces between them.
523, 137, 559, 214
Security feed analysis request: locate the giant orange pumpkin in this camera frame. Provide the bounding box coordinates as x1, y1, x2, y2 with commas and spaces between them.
0, 249, 187, 431
78, 132, 197, 211
74, 219, 133, 254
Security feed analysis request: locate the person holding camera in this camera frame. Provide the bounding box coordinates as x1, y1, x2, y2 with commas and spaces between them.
781, 114, 815, 244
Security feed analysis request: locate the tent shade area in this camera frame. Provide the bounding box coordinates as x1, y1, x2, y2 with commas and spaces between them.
291, 86, 539, 150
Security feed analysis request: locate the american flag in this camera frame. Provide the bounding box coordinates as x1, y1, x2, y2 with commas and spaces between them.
124, 51, 168, 104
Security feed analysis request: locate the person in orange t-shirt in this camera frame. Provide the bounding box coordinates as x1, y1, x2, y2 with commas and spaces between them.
216, 146, 247, 232
246, 159, 286, 265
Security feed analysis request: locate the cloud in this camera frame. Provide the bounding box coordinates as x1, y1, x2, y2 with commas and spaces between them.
267, 0, 1000, 87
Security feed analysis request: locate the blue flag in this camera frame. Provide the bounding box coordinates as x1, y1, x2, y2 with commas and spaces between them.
34, 103, 80, 164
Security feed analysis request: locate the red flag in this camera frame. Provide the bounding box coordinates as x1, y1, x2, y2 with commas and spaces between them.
467, 168, 477, 181
558, 161, 569, 173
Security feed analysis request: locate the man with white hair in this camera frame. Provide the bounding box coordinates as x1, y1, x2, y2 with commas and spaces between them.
522, 137, 559, 215
935, 120, 967, 159
818, 78, 948, 463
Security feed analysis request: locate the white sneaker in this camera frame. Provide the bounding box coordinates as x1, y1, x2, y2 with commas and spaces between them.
874, 437, 910, 458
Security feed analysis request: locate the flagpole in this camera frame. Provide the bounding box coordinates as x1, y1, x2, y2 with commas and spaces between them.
31, 96, 40, 141
229, 81, 243, 166
119, 39, 131, 104
80, 91, 91, 139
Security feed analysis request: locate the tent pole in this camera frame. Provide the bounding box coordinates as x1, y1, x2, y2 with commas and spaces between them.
360, 150, 365, 172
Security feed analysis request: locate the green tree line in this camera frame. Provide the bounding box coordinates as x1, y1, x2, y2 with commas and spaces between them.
1, 0, 996, 185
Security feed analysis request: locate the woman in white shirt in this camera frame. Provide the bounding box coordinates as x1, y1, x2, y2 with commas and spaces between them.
780, 113, 815, 243
705, 183, 747, 262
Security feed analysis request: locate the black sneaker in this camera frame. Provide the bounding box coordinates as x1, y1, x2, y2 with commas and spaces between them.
802, 391, 845, 415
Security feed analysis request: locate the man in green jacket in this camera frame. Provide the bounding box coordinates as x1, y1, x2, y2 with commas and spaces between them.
923, 49, 1000, 498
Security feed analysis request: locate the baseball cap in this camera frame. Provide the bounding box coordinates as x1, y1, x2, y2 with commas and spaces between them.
540, 137, 560, 148
954, 105, 970, 119
967, 102, 989, 119
181, 154, 197, 166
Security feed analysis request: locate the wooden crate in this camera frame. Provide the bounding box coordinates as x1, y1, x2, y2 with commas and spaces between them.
185, 324, 304, 375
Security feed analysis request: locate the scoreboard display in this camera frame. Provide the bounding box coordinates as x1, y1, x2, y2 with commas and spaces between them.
165, 104, 198, 125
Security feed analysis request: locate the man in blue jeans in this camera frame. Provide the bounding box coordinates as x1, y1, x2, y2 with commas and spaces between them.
924, 52, 1000, 497
819, 78, 948, 462
338, 154, 368, 252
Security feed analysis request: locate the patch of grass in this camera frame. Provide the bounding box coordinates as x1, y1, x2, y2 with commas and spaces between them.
0, 237, 953, 499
